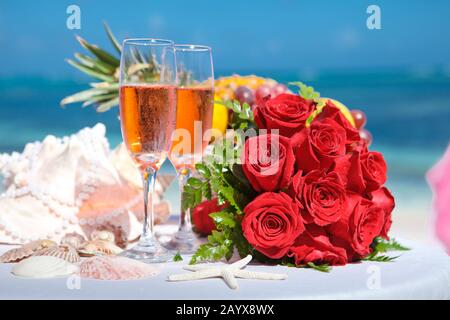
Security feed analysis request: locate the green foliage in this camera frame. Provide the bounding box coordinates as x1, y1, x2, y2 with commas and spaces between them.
173, 252, 183, 262
307, 262, 332, 273
217, 99, 255, 130
363, 237, 409, 262
289, 81, 321, 100
371, 237, 410, 253
190, 230, 234, 264
362, 253, 399, 262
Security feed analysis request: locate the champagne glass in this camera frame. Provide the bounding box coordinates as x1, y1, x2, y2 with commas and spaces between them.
164, 45, 214, 253
119, 39, 177, 263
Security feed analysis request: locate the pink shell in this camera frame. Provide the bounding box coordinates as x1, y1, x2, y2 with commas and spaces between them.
79, 256, 159, 280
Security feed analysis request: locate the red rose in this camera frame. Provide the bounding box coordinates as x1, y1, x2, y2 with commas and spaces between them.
288, 170, 349, 226
254, 93, 315, 137
360, 152, 387, 192
327, 195, 384, 258
192, 198, 227, 236
242, 192, 305, 259
332, 151, 366, 194
241, 133, 295, 192
288, 225, 348, 266
370, 187, 395, 239
292, 118, 347, 171
315, 102, 361, 144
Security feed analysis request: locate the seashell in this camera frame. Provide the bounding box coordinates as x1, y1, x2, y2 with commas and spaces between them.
12, 256, 79, 278
91, 223, 128, 249
78, 239, 123, 257
33, 244, 80, 263
79, 256, 159, 280
61, 232, 86, 249
0, 125, 172, 246
90, 230, 115, 243
0, 239, 56, 263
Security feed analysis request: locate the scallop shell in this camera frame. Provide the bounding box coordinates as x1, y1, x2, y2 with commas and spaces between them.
60, 232, 86, 249
90, 230, 115, 243
0, 239, 57, 263
33, 244, 80, 263
79, 256, 159, 280
78, 240, 123, 257
12, 256, 79, 278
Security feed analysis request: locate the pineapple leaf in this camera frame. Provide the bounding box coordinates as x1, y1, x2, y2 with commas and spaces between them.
65, 59, 115, 82
81, 93, 118, 108
89, 82, 120, 90
103, 22, 122, 54
60, 87, 109, 105
76, 36, 120, 67
74, 53, 116, 75
96, 97, 120, 112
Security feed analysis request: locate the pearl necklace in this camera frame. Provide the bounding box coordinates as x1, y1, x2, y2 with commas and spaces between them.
0, 126, 138, 243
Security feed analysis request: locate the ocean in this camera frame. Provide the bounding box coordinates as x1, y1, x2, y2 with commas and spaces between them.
1, 70, 449, 228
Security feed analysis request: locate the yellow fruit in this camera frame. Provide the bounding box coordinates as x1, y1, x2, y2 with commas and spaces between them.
319, 98, 356, 127
212, 98, 229, 134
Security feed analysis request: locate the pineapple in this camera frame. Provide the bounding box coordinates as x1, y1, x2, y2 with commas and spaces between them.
60, 23, 158, 112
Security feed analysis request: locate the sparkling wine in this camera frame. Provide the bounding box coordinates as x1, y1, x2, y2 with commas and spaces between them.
170, 87, 214, 168
120, 84, 177, 168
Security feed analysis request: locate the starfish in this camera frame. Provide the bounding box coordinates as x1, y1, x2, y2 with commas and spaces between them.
167, 255, 288, 289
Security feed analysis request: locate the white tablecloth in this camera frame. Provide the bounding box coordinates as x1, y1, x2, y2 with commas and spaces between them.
1, 238, 449, 300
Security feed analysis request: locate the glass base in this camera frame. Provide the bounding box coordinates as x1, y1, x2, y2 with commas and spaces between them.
163, 230, 199, 254
119, 238, 171, 263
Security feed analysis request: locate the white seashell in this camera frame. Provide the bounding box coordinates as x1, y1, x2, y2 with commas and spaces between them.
0, 125, 172, 246
0, 239, 56, 263
33, 244, 80, 263
79, 256, 159, 280
12, 256, 79, 278
90, 230, 115, 243
78, 240, 123, 257
60, 232, 86, 249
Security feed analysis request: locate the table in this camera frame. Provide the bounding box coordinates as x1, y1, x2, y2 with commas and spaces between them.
0, 238, 449, 300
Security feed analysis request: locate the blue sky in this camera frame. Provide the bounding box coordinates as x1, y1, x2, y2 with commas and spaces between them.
1, 0, 449, 77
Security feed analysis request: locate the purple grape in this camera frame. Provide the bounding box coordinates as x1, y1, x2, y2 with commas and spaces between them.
271, 83, 288, 97
255, 85, 272, 101
234, 86, 254, 105
359, 129, 373, 146
351, 109, 367, 129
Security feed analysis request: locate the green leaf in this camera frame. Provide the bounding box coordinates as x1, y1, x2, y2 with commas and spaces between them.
76, 36, 120, 67
66, 59, 115, 82
372, 237, 410, 253
190, 230, 234, 264
306, 262, 331, 272
81, 93, 118, 108
103, 22, 122, 54
74, 53, 117, 75
195, 163, 211, 178
96, 97, 119, 112
210, 210, 236, 230
219, 99, 255, 130
173, 252, 183, 262
363, 253, 398, 262
60, 87, 110, 105
289, 81, 320, 100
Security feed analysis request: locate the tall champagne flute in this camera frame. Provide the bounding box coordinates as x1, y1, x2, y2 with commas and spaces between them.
119, 39, 177, 263
164, 45, 214, 253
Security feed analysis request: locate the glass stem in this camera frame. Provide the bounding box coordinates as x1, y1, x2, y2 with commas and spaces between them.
141, 166, 157, 242
178, 167, 193, 233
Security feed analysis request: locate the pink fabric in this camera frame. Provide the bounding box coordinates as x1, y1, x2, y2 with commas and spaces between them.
427, 144, 450, 253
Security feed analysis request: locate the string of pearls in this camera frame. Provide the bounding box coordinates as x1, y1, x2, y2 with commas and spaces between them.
0, 125, 139, 243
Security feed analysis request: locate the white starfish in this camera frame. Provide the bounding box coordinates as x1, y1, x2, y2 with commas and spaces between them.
167, 255, 288, 289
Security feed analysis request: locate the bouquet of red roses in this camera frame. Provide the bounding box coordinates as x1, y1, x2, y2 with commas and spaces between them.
184, 82, 407, 271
